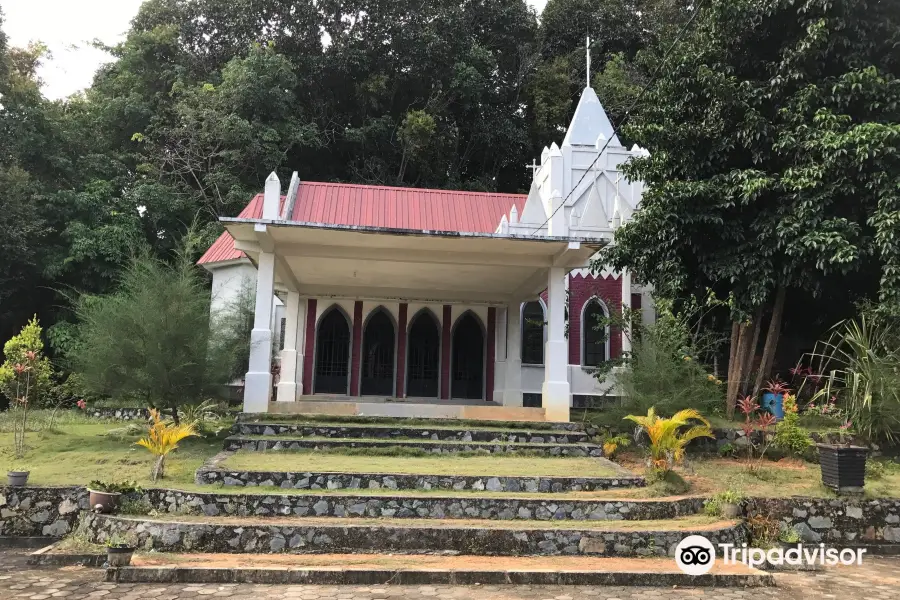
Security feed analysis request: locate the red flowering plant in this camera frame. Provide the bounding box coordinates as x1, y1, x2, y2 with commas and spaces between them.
737, 395, 778, 473
0, 318, 51, 459
788, 364, 825, 408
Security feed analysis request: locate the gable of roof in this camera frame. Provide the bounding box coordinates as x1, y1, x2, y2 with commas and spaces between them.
198, 182, 526, 266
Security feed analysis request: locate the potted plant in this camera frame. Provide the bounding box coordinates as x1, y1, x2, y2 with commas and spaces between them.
705, 490, 745, 518
6, 466, 30, 487
88, 480, 140, 513
762, 379, 791, 421
817, 421, 868, 493
778, 526, 802, 550
106, 534, 136, 567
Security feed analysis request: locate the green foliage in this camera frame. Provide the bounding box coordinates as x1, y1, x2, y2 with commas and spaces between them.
72, 240, 238, 413
600, 296, 725, 420
807, 313, 900, 443
703, 490, 744, 516
718, 442, 736, 457
603, 0, 900, 323
773, 395, 813, 456
0, 316, 52, 404
779, 527, 801, 544
88, 480, 141, 494
600, 432, 632, 458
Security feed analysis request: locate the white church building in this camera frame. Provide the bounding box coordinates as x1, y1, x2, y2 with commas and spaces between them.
198, 81, 652, 423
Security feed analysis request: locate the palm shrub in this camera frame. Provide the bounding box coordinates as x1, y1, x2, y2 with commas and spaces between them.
624, 408, 714, 475
806, 314, 900, 443
135, 409, 198, 480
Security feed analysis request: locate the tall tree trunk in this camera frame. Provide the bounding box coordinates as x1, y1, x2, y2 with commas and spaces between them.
740, 306, 764, 396
726, 321, 742, 417
753, 284, 787, 398
727, 321, 752, 419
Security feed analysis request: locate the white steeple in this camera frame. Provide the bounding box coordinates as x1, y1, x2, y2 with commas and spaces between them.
562, 86, 621, 148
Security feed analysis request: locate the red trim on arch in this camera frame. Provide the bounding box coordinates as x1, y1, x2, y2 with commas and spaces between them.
396, 303, 408, 398
302, 298, 317, 394
486, 307, 496, 403
350, 301, 363, 396
440, 305, 452, 399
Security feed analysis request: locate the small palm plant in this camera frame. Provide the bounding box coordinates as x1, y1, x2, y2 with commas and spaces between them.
624, 408, 714, 475
136, 409, 198, 481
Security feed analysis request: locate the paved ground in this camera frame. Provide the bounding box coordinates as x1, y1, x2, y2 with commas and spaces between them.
1, 550, 899, 600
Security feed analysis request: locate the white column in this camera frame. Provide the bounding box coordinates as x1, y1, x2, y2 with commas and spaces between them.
542, 267, 570, 421
503, 303, 523, 407
243, 251, 276, 412
621, 269, 632, 355
276, 291, 302, 402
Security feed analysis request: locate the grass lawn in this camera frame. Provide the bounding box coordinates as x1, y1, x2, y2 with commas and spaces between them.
0, 411, 225, 488
619, 453, 900, 499
221, 450, 621, 477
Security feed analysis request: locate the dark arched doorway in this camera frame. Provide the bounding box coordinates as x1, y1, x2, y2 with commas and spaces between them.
406, 310, 440, 398
361, 308, 395, 396
314, 306, 351, 394
451, 312, 484, 400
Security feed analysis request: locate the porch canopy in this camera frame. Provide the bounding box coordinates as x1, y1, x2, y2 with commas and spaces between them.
233, 172, 611, 423
222, 217, 601, 305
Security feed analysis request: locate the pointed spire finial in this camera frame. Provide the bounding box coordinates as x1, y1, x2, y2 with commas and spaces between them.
586, 36, 591, 88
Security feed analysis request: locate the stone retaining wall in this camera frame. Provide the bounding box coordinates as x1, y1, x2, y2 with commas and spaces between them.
232, 423, 589, 444
195, 467, 644, 492
85, 408, 149, 421
224, 437, 603, 456
82, 513, 746, 557
745, 497, 900, 544
143, 488, 700, 521
0, 487, 89, 537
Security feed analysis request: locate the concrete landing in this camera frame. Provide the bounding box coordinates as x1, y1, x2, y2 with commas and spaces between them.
109, 553, 774, 587
265, 399, 547, 422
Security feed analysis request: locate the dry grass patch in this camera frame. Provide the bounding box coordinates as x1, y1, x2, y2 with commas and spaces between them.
113, 513, 729, 531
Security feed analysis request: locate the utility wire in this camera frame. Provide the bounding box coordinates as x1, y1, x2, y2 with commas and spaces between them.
530, 0, 707, 235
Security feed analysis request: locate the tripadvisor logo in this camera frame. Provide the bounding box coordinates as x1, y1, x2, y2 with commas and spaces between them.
674, 535, 867, 575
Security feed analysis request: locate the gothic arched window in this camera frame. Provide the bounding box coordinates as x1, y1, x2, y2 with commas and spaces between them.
521, 301, 545, 365
582, 298, 609, 367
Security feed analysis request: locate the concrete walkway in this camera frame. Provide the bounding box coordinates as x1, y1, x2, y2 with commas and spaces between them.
1, 550, 899, 600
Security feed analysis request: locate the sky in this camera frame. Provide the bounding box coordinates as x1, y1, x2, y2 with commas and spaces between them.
3, 0, 550, 100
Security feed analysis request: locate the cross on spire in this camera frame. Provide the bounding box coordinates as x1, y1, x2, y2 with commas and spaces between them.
586, 36, 591, 88
525, 158, 539, 178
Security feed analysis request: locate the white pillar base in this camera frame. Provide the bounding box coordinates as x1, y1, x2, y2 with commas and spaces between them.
276, 349, 300, 402
503, 358, 523, 406
244, 327, 273, 412
244, 372, 272, 413
541, 380, 570, 422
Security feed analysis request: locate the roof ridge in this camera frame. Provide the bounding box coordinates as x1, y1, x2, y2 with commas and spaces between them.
299, 181, 527, 197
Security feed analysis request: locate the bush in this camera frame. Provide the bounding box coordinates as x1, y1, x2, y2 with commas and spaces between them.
72, 239, 242, 419
806, 312, 900, 443
773, 395, 813, 457
595, 297, 726, 422
647, 469, 691, 496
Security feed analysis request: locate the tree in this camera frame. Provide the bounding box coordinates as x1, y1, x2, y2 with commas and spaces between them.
72, 241, 234, 419
603, 0, 900, 414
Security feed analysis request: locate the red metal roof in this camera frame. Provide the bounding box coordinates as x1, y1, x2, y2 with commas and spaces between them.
198, 182, 526, 266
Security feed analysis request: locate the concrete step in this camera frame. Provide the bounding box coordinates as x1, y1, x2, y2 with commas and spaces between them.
107, 553, 774, 587
239, 412, 580, 430
83, 513, 745, 557
223, 436, 603, 456
232, 422, 591, 444
145, 488, 703, 521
